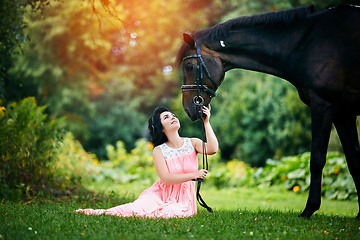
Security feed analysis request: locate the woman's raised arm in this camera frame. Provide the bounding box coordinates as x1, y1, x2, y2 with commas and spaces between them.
191, 105, 218, 155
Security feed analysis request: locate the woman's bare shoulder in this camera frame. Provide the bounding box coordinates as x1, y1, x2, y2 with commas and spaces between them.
153, 145, 162, 154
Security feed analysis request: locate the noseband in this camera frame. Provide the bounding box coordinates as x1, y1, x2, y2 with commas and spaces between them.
181, 40, 218, 105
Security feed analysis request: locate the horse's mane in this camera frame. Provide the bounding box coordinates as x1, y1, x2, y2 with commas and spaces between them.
195, 4, 317, 41
176, 4, 317, 67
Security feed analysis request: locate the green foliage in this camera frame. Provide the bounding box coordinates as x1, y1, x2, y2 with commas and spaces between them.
51, 132, 98, 189
0, 97, 62, 200
87, 139, 159, 186
203, 149, 356, 201
0, 0, 28, 83
0, 0, 26, 53
255, 152, 358, 201
3, 0, 359, 164
80, 133, 357, 202
0, 0, 56, 90
84, 76, 147, 158
255, 153, 312, 190
208, 159, 256, 189
5, 1, 101, 141
107, 139, 154, 171
211, 70, 312, 166
2, 0, 232, 159
88, 138, 223, 189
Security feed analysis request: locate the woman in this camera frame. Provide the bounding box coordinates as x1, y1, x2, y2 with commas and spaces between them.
75, 105, 218, 218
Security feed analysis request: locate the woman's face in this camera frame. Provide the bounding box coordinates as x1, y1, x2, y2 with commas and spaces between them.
160, 111, 180, 132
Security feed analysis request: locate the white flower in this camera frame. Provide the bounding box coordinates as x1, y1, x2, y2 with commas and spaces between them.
250, 232, 254, 236
28, 227, 32, 231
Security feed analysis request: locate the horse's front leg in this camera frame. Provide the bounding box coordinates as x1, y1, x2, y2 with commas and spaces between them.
299, 97, 334, 219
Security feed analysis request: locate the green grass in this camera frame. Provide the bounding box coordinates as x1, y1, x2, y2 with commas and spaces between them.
1, 201, 360, 240
84, 180, 359, 217
1, 186, 359, 240
200, 186, 359, 217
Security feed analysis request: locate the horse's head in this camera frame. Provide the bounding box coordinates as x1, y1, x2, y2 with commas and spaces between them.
176, 33, 225, 121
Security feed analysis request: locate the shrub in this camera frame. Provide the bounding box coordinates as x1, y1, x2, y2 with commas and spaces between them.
254, 152, 357, 201
50, 132, 98, 190
89, 139, 224, 188
87, 139, 159, 186
211, 71, 312, 167
0, 97, 62, 200
208, 159, 256, 188
206, 151, 356, 201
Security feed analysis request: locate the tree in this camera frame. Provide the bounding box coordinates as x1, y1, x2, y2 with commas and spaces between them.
0, 0, 54, 92
210, 70, 312, 166
3, 0, 232, 158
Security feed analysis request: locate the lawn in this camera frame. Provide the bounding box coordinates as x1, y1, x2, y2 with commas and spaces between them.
84, 180, 359, 217
1, 185, 359, 240
200, 186, 359, 217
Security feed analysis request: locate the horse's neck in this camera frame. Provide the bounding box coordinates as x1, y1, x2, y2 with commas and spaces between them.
217, 25, 308, 80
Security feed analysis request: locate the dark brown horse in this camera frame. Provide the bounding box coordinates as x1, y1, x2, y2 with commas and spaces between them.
176, 4, 360, 219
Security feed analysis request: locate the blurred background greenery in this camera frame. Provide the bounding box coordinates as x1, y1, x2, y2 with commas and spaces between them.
1, 0, 360, 200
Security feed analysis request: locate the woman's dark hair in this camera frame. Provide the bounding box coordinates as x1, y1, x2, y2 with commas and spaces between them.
148, 107, 169, 146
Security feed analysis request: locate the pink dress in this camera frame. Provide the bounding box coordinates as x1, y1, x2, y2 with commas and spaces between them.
75, 138, 198, 218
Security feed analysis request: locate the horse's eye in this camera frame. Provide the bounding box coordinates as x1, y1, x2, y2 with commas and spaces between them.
186, 65, 193, 71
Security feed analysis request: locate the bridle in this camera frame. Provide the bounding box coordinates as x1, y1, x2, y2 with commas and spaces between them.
181, 40, 218, 213
181, 40, 218, 107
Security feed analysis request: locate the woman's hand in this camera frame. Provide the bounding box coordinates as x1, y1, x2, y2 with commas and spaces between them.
202, 104, 211, 123
194, 169, 208, 179
191, 103, 218, 155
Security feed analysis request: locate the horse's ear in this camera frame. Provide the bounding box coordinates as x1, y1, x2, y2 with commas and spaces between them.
183, 33, 195, 47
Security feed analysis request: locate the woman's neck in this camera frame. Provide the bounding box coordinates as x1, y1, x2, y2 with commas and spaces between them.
165, 131, 183, 149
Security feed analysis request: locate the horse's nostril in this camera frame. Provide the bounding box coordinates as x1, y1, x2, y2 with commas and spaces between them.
185, 109, 191, 117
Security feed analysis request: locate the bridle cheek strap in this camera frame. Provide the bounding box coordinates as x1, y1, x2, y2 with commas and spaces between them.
181, 40, 218, 100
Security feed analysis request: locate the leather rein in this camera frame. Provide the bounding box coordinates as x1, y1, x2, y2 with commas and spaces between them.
181, 40, 219, 213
